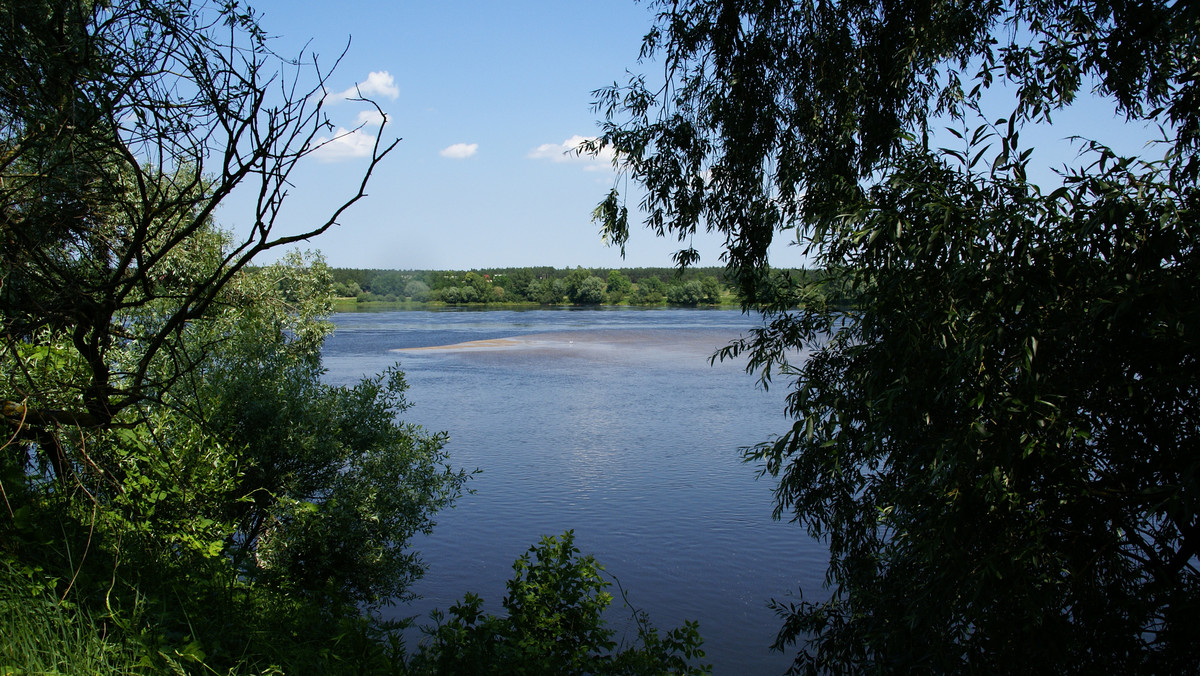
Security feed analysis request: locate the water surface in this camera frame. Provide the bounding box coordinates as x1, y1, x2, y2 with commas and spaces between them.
321, 308, 826, 674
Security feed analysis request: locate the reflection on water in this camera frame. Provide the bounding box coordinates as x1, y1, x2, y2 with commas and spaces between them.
321, 308, 826, 674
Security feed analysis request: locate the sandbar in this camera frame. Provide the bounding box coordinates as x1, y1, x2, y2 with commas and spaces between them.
390, 328, 745, 357
393, 337, 525, 352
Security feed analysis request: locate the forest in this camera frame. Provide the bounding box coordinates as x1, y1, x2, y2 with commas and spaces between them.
334, 267, 723, 306
329, 267, 850, 309
334, 266, 729, 306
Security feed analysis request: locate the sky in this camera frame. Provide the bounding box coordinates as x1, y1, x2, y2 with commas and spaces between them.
217, 1, 1159, 271
216, 0, 762, 271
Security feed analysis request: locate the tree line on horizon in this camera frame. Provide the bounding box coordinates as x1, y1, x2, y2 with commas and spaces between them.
329, 266, 850, 307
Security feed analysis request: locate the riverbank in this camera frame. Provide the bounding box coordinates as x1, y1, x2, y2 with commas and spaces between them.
332, 297, 742, 312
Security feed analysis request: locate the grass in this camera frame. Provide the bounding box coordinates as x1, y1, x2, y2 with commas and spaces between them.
0, 574, 143, 675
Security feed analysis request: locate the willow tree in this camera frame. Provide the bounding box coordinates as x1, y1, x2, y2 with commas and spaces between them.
592, 1, 1199, 673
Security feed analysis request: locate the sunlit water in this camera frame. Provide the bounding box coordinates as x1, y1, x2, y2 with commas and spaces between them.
321, 308, 827, 674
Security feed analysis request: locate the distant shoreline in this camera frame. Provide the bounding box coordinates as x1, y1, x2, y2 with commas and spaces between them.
332, 299, 739, 312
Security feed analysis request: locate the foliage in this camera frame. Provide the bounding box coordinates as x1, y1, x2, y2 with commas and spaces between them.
371, 271, 414, 298
0, 0, 395, 432
0, 1, 467, 673
181, 254, 467, 610
528, 278, 567, 305
573, 276, 609, 305
0, 559, 146, 675
438, 285, 475, 304
699, 277, 721, 305
410, 531, 710, 676
334, 279, 364, 298
606, 269, 633, 293
606, 270, 634, 303
330, 267, 739, 306
594, 0, 1200, 673
1, 248, 468, 672
631, 276, 666, 305
405, 280, 432, 302
2, 4, 702, 674
666, 280, 705, 306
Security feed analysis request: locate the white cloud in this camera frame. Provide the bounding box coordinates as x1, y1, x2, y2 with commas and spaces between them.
312, 127, 377, 162
528, 135, 615, 170
355, 109, 387, 127
440, 142, 478, 159
311, 73, 396, 162
326, 71, 400, 104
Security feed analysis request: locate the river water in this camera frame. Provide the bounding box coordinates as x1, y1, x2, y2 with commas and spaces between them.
320, 307, 826, 674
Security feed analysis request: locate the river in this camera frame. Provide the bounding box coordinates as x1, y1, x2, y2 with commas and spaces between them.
320, 307, 826, 674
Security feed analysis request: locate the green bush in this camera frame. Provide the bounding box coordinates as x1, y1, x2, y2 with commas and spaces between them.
410, 532, 710, 676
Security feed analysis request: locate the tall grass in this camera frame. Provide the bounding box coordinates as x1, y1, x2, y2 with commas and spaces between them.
0, 563, 143, 675
0, 559, 405, 675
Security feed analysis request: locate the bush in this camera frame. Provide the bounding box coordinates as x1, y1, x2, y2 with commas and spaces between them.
410, 532, 710, 675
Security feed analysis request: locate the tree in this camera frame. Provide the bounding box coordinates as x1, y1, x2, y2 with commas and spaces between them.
439, 286, 464, 304
1, 0, 395, 435
593, 1, 1200, 673
631, 276, 665, 305
458, 285, 481, 304
1, 244, 467, 671
667, 280, 705, 306
371, 271, 411, 298
185, 255, 466, 610
0, 1, 469, 670
700, 277, 721, 305
564, 267, 591, 303
463, 271, 492, 302
405, 280, 432, 302
334, 279, 364, 298
573, 276, 608, 305
529, 278, 565, 305
498, 267, 536, 300
606, 270, 633, 303
410, 531, 710, 676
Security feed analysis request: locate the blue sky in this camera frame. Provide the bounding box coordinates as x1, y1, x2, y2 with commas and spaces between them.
219, 1, 1159, 271
218, 0, 766, 270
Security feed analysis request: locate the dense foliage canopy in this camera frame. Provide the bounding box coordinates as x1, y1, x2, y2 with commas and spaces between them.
594, 0, 1200, 673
